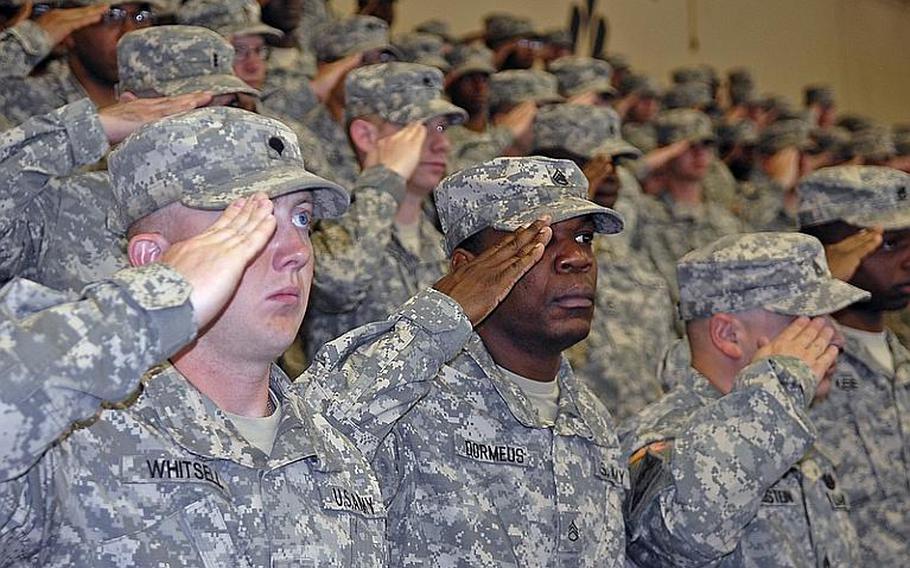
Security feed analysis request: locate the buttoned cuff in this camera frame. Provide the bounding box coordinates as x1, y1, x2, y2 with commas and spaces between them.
397, 288, 472, 363
355, 165, 408, 205
58, 98, 110, 166
11, 20, 52, 57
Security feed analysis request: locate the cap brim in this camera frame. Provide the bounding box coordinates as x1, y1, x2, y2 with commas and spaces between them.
227, 24, 284, 40
764, 278, 869, 317
181, 164, 350, 219
563, 81, 618, 98
843, 208, 910, 231
412, 55, 451, 72
388, 98, 468, 126
155, 74, 261, 98
492, 196, 624, 235
446, 61, 496, 83
594, 138, 643, 159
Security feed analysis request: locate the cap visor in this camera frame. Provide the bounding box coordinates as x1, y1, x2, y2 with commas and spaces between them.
228, 24, 284, 40
594, 138, 643, 159
446, 61, 495, 83
764, 278, 870, 317
157, 74, 261, 98
844, 208, 910, 231
392, 98, 468, 126
181, 164, 350, 219
492, 196, 624, 235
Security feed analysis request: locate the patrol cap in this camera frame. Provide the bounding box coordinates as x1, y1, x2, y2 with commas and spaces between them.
836, 114, 874, 133
413, 19, 454, 43
314, 15, 398, 63
61, 0, 168, 9
435, 156, 624, 254
727, 68, 753, 87
656, 109, 716, 147
117, 26, 259, 98
446, 43, 496, 81
177, 0, 281, 39
716, 120, 758, 148
603, 53, 630, 72
618, 73, 660, 98
662, 81, 712, 110
804, 84, 834, 108
850, 125, 896, 162
804, 126, 851, 156
108, 107, 349, 234
484, 12, 536, 46
895, 125, 910, 156
393, 32, 449, 71
727, 68, 756, 105
543, 29, 573, 50
489, 69, 563, 110
345, 62, 467, 125
533, 104, 641, 160
671, 64, 717, 87
757, 118, 810, 155
548, 56, 616, 98
677, 232, 869, 321
797, 165, 910, 230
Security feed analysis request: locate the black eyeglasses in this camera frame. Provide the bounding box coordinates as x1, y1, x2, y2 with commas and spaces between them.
234, 45, 272, 62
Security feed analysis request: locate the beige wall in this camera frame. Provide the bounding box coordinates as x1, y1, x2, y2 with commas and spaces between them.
340, 0, 909, 124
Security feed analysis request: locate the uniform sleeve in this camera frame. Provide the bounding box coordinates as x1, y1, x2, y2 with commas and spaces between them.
0, 262, 195, 481
0, 21, 52, 79
448, 126, 513, 173
622, 357, 819, 566
301, 288, 472, 459
308, 165, 407, 313
0, 99, 109, 283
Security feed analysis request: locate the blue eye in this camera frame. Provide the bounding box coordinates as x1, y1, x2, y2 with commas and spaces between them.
291, 210, 311, 229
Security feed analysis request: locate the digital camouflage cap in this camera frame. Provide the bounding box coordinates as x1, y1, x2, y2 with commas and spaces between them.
757, 118, 810, 155
445, 43, 496, 81
117, 26, 259, 98
548, 56, 616, 98
656, 109, 716, 147
314, 15, 397, 63
797, 165, 910, 230
484, 12, 536, 46
107, 107, 349, 234
393, 32, 450, 71
345, 62, 467, 125
533, 104, 641, 160
489, 69, 563, 110
434, 156, 624, 254
677, 232, 869, 321
177, 0, 282, 39
662, 81, 713, 110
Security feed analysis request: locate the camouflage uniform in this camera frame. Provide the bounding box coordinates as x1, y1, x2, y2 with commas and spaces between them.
798, 166, 910, 564
636, 110, 744, 294
531, 102, 675, 419
316, 157, 628, 567
623, 232, 866, 567
0, 58, 87, 126
617, 74, 661, 153
303, 62, 467, 358
0, 19, 52, 78
0, 98, 125, 291
393, 32, 449, 71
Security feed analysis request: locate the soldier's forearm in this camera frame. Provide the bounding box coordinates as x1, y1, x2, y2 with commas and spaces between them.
0, 263, 195, 479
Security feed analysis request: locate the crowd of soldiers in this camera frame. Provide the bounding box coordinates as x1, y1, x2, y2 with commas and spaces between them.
0, 0, 908, 566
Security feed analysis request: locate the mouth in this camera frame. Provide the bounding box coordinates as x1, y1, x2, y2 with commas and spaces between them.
420, 162, 448, 171
267, 286, 302, 304
552, 290, 595, 309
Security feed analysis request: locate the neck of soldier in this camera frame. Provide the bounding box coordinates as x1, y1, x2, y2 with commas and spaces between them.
394, 185, 428, 226
478, 326, 562, 382
464, 111, 489, 133
690, 350, 737, 395
665, 177, 704, 206
170, 339, 273, 418
67, 55, 117, 108
835, 306, 886, 333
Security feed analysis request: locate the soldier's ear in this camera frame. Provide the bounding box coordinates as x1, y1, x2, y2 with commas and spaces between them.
127, 233, 171, 267
349, 118, 378, 154
708, 313, 745, 360
450, 249, 476, 271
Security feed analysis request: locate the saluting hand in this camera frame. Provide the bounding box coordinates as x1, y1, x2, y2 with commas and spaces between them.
434, 218, 552, 326
161, 193, 276, 328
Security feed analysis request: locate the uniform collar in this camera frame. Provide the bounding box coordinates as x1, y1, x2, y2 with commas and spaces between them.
137, 363, 348, 471
464, 335, 617, 446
